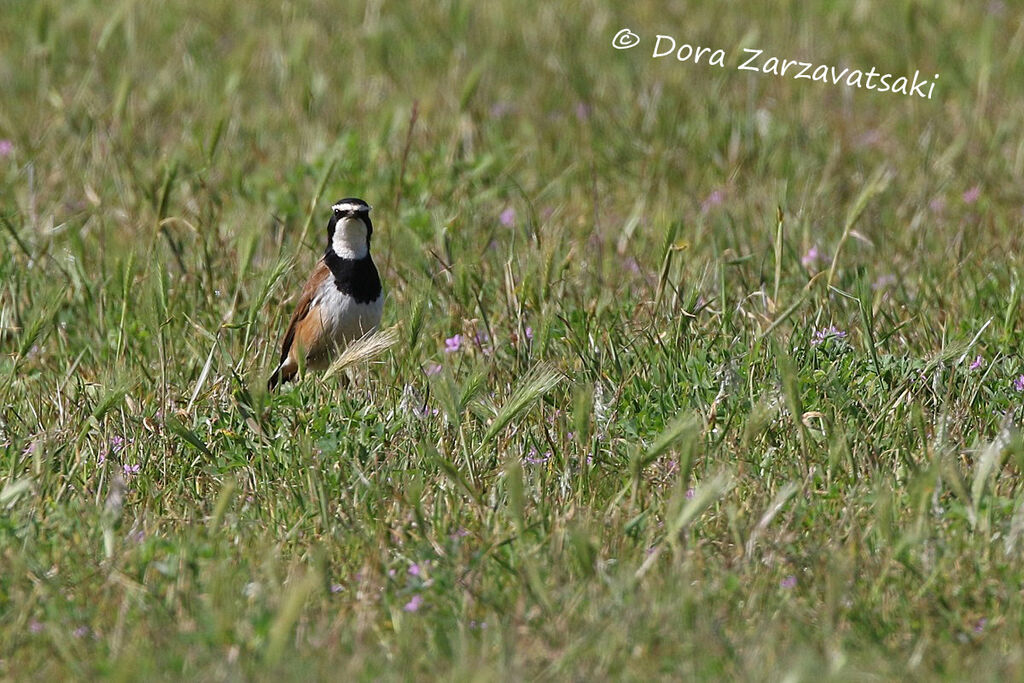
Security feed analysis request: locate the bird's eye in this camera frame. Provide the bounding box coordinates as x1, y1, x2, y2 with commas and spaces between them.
333, 209, 342, 218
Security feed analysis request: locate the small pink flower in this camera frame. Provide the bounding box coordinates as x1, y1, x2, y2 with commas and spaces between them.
425, 363, 442, 376
403, 594, 424, 612
811, 325, 846, 346
416, 404, 439, 418
0, 140, 13, 158
490, 102, 513, 117
801, 245, 825, 269
781, 575, 797, 589
524, 326, 534, 341
963, 186, 981, 204
872, 274, 896, 291
701, 189, 724, 213
408, 563, 422, 577
974, 617, 988, 633
499, 208, 516, 227
969, 355, 985, 371
444, 334, 463, 353
29, 620, 43, 634
474, 330, 494, 355
523, 447, 551, 465
1014, 375, 1024, 392
929, 197, 947, 213
122, 463, 141, 477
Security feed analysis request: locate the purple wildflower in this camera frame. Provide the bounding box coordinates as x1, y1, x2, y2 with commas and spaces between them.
872, 274, 897, 291
811, 325, 847, 346
974, 617, 988, 633
416, 404, 439, 418
330, 584, 343, 593
685, 488, 695, 500
490, 102, 513, 118
425, 363, 442, 376
499, 207, 516, 227
475, 330, 494, 356
122, 463, 140, 477
575, 102, 591, 121
969, 355, 985, 371
29, 620, 43, 634
444, 334, 463, 353
781, 575, 797, 589
523, 447, 551, 465
963, 186, 981, 204
701, 189, 724, 213
0, 140, 12, 158
524, 326, 534, 341
1014, 375, 1024, 392
929, 196, 947, 213
403, 594, 424, 612
408, 563, 422, 577
801, 245, 826, 270
73, 626, 90, 638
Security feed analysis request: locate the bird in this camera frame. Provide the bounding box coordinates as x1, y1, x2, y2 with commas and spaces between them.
267, 197, 384, 390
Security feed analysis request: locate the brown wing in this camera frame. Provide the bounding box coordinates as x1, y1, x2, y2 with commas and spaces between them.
268, 261, 330, 389
279, 261, 328, 362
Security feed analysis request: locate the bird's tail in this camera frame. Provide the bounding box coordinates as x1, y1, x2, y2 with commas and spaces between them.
267, 363, 293, 391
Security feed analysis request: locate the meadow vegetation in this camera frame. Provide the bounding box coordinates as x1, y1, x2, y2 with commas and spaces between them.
2, 0, 1024, 678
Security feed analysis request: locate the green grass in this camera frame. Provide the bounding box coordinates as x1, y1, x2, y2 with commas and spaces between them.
2, 0, 1024, 679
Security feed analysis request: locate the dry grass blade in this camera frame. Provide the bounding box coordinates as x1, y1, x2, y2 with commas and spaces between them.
322, 326, 400, 379
970, 413, 1015, 527
482, 363, 562, 445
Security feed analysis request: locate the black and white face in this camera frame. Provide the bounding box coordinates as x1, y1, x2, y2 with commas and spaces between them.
328, 198, 373, 259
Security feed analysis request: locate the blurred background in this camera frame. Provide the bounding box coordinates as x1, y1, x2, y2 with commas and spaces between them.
2, 1, 1021, 314
2, 1, 1024, 678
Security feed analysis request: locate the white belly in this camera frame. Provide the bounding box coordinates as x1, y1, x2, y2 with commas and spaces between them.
309, 280, 384, 367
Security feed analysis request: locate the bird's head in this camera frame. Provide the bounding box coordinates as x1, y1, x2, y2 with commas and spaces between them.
327, 198, 373, 259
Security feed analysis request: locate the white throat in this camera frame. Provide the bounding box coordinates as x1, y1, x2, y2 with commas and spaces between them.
331, 217, 370, 259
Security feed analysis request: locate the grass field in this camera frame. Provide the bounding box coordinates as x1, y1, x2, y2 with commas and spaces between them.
2, 0, 1024, 679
